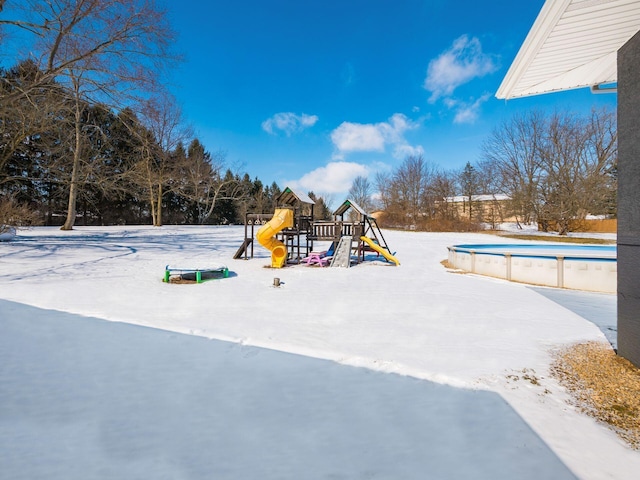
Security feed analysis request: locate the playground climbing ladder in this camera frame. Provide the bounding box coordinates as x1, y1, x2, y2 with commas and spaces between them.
330, 236, 353, 268
233, 238, 253, 259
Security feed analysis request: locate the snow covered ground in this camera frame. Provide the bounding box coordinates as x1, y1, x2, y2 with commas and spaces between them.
0, 225, 636, 479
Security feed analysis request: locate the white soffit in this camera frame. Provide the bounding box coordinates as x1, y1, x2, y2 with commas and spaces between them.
496, 0, 640, 99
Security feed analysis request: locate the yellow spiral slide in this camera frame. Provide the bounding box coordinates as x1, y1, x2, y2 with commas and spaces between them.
256, 208, 294, 268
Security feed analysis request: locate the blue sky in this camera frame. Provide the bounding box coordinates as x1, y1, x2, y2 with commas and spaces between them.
167, 0, 616, 203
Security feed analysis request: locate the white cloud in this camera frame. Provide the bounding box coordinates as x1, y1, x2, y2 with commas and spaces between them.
424, 35, 498, 103
288, 162, 369, 195
331, 122, 386, 154
443, 97, 458, 109
393, 143, 425, 159
452, 93, 491, 124
330, 113, 421, 159
262, 112, 318, 136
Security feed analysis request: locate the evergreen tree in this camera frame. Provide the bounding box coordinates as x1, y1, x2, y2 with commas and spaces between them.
460, 162, 478, 220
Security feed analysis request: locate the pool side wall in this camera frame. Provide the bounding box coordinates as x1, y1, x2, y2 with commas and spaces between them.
448, 247, 616, 294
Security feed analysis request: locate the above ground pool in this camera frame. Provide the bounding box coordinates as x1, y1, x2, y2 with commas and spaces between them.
447, 243, 616, 293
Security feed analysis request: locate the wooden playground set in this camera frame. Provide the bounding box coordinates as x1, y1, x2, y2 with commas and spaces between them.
233, 186, 400, 268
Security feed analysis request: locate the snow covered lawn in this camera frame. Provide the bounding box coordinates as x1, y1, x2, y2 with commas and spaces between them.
0, 225, 637, 479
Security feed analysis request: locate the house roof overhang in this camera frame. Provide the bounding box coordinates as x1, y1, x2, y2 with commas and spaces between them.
496, 0, 640, 100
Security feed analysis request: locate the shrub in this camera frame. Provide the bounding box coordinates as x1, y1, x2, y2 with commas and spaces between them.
0, 195, 42, 233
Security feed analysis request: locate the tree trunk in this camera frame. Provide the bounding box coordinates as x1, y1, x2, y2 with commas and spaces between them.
60, 159, 79, 230
149, 185, 157, 226
61, 97, 83, 231
154, 183, 163, 226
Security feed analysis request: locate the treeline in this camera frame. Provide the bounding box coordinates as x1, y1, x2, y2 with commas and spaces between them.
0, 1, 617, 234
348, 107, 617, 234
0, 0, 336, 230
1, 60, 306, 227
1, 59, 618, 234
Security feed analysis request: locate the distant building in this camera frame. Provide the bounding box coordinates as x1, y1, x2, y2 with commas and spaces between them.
444, 194, 514, 224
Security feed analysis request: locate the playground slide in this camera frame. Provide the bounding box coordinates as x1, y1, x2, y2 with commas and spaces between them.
360, 236, 400, 266
256, 208, 294, 268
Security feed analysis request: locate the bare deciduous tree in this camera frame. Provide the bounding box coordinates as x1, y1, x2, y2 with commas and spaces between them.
0, 0, 176, 103
178, 141, 245, 225
375, 157, 440, 227
348, 175, 374, 214
129, 95, 191, 227
539, 110, 617, 234
482, 110, 546, 227
0, 60, 67, 182
374, 171, 393, 212
429, 169, 458, 221
393, 155, 435, 226
1, 0, 179, 230
482, 108, 617, 234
